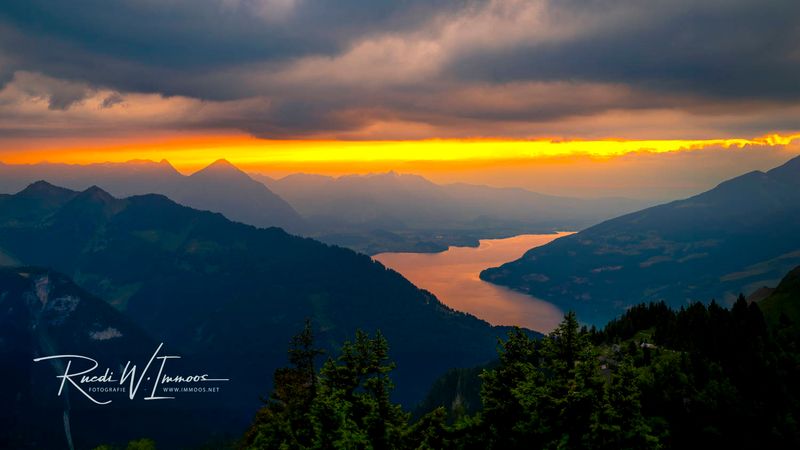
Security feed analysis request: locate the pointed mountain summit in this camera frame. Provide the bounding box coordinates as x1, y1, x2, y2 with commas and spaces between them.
0, 159, 305, 233
76, 185, 117, 203
0, 181, 79, 224
481, 155, 800, 325
56, 185, 127, 221
181, 159, 305, 232
209, 158, 236, 168
190, 158, 245, 178
15, 179, 75, 199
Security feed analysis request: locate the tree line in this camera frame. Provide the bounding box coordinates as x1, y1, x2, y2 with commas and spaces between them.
239, 296, 800, 449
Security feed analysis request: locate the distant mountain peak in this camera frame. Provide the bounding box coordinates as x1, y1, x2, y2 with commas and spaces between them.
0, 161, 303, 233
75, 185, 117, 204
83, 184, 111, 195
24, 179, 59, 190
209, 158, 236, 169
192, 159, 246, 178
17, 180, 74, 198
156, 159, 181, 175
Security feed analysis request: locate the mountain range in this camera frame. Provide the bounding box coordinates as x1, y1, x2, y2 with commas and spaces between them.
3, 156, 799, 446
256, 171, 652, 253
0, 181, 521, 445
481, 155, 800, 325
0, 159, 305, 233
0, 160, 650, 255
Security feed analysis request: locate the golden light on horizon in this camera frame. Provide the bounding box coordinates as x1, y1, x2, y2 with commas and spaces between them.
2, 133, 798, 174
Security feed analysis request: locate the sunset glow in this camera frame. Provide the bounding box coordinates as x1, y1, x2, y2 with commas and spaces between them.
3, 133, 798, 174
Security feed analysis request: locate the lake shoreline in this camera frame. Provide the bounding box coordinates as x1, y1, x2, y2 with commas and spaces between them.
374, 232, 574, 333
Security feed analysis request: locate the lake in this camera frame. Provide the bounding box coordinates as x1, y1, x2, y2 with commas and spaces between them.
374, 232, 574, 333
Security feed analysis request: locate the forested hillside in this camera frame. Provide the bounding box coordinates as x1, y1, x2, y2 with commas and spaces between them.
237, 287, 799, 449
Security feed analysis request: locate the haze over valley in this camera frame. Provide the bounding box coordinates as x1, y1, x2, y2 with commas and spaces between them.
0, 159, 651, 254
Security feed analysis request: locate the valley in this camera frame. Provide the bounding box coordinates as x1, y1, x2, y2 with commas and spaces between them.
375, 233, 572, 332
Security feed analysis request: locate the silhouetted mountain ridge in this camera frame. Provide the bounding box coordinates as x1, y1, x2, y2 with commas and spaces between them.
0, 160, 651, 254
0, 160, 305, 233
0, 182, 518, 418
481, 155, 800, 325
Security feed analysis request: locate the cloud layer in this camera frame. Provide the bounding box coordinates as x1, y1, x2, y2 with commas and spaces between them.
1, 0, 799, 139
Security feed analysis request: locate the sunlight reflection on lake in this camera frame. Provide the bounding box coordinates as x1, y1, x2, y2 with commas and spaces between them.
374, 232, 574, 333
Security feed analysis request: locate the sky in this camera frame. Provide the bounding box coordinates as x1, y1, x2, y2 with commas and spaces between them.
1, 0, 799, 198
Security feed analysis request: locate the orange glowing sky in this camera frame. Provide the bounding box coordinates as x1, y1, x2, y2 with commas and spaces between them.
1, 0, 798, 200
3, 133, 798, 174
2, 133, 798, 200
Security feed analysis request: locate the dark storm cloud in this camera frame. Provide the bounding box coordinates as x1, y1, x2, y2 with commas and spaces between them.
0, 0, 469, 99
0, 0, 798, 138
449, 0, 800, 100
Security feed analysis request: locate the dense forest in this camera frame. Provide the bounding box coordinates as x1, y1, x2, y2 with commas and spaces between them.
230, 295, 799, 450
91, 287, 800, 450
